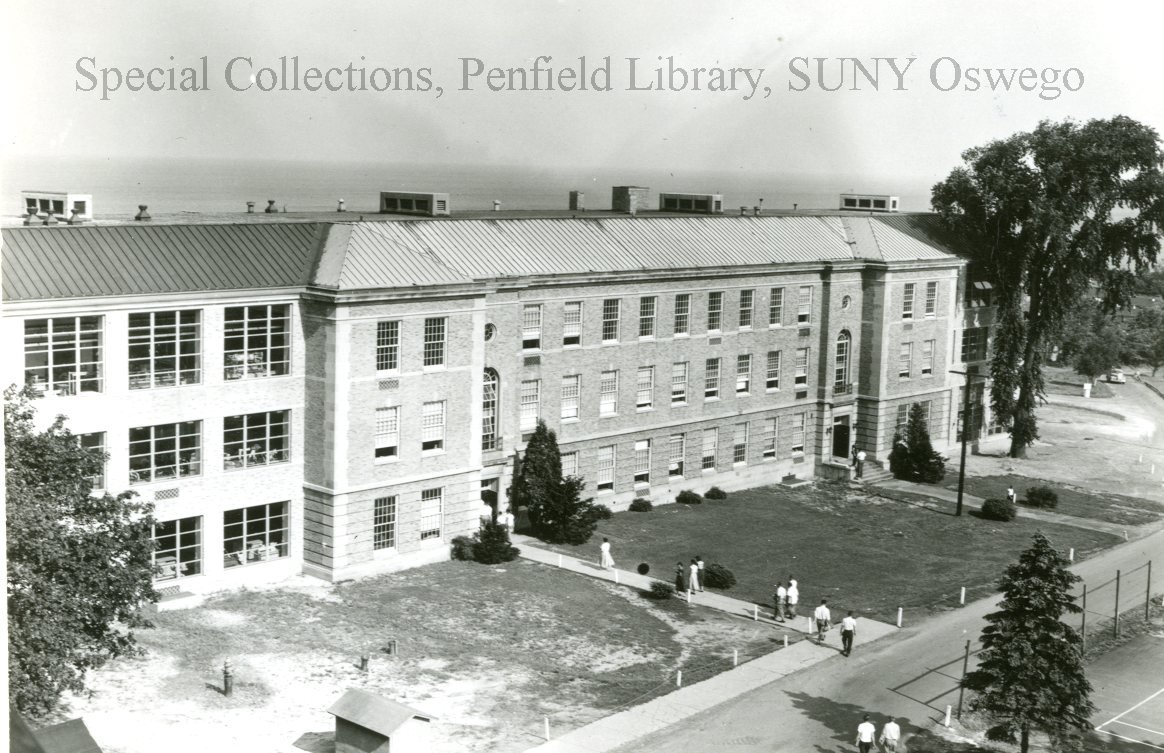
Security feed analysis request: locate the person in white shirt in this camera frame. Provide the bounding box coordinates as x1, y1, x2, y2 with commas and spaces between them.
840, 610, 857, 656
813, 599, 831, 644
688, 559, 700, 598
774, 582, 787, 622
695, 556, 706, 592
786, 578, 799, 618
879, 719, 902, 752
855, 448, 867, 479
599, 538, 615, 569
855, 714, 876, 753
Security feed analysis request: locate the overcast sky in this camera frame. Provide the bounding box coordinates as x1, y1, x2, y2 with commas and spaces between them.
2, 0, 1162, 189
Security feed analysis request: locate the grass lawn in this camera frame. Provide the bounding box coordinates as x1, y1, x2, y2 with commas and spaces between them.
541, 483, 1122, 623
938, 474, 1163, 527
55, 559, 795, 753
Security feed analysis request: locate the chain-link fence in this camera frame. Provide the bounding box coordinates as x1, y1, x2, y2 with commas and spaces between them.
1076, 560, 1156, 650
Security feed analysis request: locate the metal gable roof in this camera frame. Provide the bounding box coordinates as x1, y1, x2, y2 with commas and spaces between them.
2, 223, 326, 302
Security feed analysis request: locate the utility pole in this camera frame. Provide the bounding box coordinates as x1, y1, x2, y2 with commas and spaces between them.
949, 370, 986, 517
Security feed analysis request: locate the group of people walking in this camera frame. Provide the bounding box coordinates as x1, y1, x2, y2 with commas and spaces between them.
855, 714, 901, 752
772, 577, 800, 621
674, 556, 705, 598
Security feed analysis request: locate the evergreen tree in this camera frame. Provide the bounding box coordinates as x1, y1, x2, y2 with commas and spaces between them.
963, 533, 1095, 753
888, 405, 946, 483
471, 521, 520, 564
6, 387, 158, 716
508, 420, 607, 544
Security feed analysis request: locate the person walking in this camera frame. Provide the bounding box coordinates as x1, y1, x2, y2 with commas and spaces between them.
855, 448, 866, 479
1006, 485, 1017, 505
675, 562, 687, 598
688, 559, 700, 599
774, 582, 787, 622
855, 714, 876, 753
695, 555, 706, 591
840, 610, 857, 656
879, 718, 902, 752
813, 599, 831, 645
600, 538, 615, 569
850, 443, 859, 468
786, 578, 799, 619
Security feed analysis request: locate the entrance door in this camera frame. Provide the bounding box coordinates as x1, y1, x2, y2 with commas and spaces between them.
832, 416, 851, 459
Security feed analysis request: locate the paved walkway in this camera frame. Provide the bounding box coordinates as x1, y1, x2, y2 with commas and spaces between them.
513, 535, 899, 753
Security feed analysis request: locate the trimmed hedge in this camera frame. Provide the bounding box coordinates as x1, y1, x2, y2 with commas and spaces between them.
677, 490, 703, 505
629, 497, 653, 512
1024, 486, 1059, 509
595, 504, 614, 520
451, 535, 476, 561
981, 497, 1017, 522
705, 486, 727, 500
703, 563, 737, 589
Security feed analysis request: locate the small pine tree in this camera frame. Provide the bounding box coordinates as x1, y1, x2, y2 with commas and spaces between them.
509, 420, 563, 533
540, 476, 607, 545
963, 533, 1094, 753
471, 521, 519, 564
889, 406, 946, 483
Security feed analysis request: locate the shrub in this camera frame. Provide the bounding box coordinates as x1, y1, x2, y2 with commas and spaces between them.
703, 563, 737, 590
981, 497, 1017, 522
637, 562, 650, 576
450, 535, 476, 561
705, 486, 727, 500
649, 581, 675, 600
595, 504, 614, 520
1024, 486, 1059, 509
471, 521, 520, 564
629, 497, 653, 512
677, 490, 703, 505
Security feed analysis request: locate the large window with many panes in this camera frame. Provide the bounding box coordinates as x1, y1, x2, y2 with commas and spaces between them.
634, 440, 651, 485
423, 317, 447, 367
769, 288, 784, 327
639, 297, 657, 338
669, 434, 685, 477
671, 362, 688, 405
24, 316, 103, 395
596, 446, 615, 490
561, 375, 580, 420
790, 414, 806, 454
482, 370, 499, 451
420, 488, 443, 540
373, 495, 397, 550
925, 282, 938, 317
899, 342, 913, 379
701, 428, 718, 470
224, 410, 289, 469
674, 294, 691, 335
522, 305, 542, 350
421, 401, 446, 451
563, 302, 583, 346
129, 421, 201, 484
375, 406, 400, 459
733, 423, 748, 464
767, 351, 781, 391
600, 371, 619, 416
224, 501, 288, 567
129, 310, 201, 389
224, 305, 289, 380
834, 331, 851, 391
636, 367, 654, 410
762, 418, 778, 458
922, 339, 935, 376
902, 283, 916, 320
153, 516, 202, 581
736, 354, 752, 395
520, 380, 540, 431
376, 320, 400, 372
739, 290, 754, 329
80, 432, 106, 490
602, 300, 620, 342
797, 286, 813, 324
707, 291, 724, 331
705, 358, 721, 399
794, 348, 809, 387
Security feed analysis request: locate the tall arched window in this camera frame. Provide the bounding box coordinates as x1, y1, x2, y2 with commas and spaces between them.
482, 369, 500, 451
834, 331, 851, 391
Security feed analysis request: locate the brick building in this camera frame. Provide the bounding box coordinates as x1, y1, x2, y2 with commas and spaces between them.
1, 198, 995, 599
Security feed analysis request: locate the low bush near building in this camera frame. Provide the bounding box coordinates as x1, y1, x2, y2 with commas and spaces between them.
629, 497, 653, 512
451, 535, 476, 561
649, 581, 676, 600
705, 486, 727, 500
677, 490, 702, 505
1024, 486, 1059, 509
472, 521, 520, 564
981, 498, 1017, 522
595, 504, 614, 520
703, 563, 737, 589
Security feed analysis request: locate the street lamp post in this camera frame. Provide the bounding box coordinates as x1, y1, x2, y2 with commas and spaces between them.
950, 370, 986, 517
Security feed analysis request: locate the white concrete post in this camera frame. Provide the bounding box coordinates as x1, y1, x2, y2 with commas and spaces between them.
1069, 548, 1075, 562
676, 670, 682, 687
783, 635, 788, 648
544, 717, 550, 741
557, 554, 562, 567
960, 587, 966, 605
733, 649, 738, 666
944, 705, 952, 727
614, 570, 619, 584
897, 607, 903, 628
753, 605, 758, 620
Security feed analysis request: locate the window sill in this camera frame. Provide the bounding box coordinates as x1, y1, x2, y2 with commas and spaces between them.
701, 467, 716, 474
733, 461, 746, 467
768, 324, 783, 329
561, 417, 580, 424
596, 487, 614, 494
704, 396, 720, 402
636, 406, 654, 413
739, 326, 753, 332
736, 392, 750, 398
599, 412, 618, 419
374, 456, 400, 465
791, 451, 805, 457
421, 449, 446, 457
674, 332, 690, 339
376, 370, 400, 377
634, 480, 650, 488
671, 401, 688, 408
601, 340, 619, 346
766, 388, 781, 394
762, 454, 777, 462
639, 336, 656, 342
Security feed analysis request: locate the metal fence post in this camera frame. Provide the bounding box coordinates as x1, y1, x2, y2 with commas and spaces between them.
1114, 569, 1121, 639
957, 640, 971, 721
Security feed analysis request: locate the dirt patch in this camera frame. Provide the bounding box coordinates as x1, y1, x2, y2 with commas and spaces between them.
46, 560, 786, 753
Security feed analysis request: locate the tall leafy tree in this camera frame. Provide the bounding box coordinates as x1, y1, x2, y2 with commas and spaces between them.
1070, 318, 1122, 387
508, 419, 607, 544
963, 533, 1094, 753
6, 387, 158, 717
1126, 308, 1164, 375
932, 116, 1164, 457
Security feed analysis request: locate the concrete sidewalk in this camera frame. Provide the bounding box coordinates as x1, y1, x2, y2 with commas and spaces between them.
513, 535, 899, 753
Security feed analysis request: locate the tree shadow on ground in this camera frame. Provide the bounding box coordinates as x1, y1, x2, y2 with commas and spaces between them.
783, 690, 993, 753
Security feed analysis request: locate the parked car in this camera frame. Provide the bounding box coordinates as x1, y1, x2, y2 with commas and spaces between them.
1106, 369, 1127, 384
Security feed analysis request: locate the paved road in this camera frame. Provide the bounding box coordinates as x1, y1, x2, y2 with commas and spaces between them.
612, 529, 1164, 753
